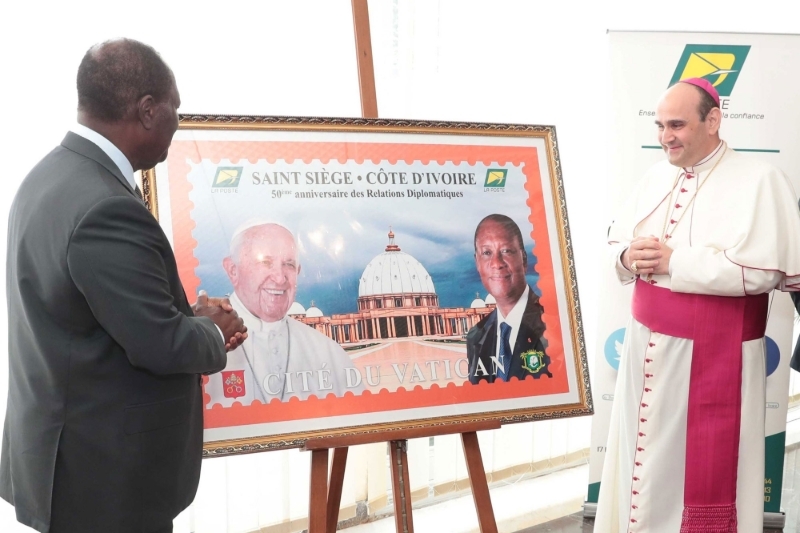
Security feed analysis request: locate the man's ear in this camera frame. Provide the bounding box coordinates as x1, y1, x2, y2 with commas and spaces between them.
137, 94, 156, 130
706, 107, 722, 135
223, 257, 237, 286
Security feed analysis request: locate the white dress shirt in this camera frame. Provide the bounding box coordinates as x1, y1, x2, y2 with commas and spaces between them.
71, 123, 136, 190
494, 285, 530, 361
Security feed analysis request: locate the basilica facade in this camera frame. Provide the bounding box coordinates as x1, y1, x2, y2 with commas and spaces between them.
290, 230, 494, 344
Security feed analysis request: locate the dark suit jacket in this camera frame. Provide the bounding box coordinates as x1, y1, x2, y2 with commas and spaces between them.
466, 288, 551, 384
0, 132, 226, 533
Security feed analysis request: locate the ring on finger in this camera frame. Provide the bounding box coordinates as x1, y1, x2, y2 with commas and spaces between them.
631, 260, 639, 273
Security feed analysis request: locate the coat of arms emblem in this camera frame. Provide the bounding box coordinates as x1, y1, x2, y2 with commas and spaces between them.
222, 370, 246, 399
520, 350, 546, 374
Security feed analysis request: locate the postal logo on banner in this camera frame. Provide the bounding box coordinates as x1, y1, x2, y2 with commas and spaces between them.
212, 166, 243, 191
669, 44, 751, 97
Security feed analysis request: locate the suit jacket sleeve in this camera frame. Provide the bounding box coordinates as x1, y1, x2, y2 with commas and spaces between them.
66, 196, 226, 375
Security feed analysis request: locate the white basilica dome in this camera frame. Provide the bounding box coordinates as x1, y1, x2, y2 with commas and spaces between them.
470, 293, 486, 308
288, 302, 306, 316
485, 293, 496, 305
358, 230, 436, 297
306, 301, 323, 318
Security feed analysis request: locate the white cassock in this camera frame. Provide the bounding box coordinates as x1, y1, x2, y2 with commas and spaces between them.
204, 293, 364, 406
595, 142, 800, 533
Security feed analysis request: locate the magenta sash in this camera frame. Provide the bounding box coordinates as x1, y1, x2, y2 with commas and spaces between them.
632, 279, 768, 533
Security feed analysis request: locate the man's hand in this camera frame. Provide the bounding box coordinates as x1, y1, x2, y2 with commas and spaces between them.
621, 236, 673, 276
193, 291, 248, 351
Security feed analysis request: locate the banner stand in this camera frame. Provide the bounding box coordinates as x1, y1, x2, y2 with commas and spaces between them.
585, 30, 800, 529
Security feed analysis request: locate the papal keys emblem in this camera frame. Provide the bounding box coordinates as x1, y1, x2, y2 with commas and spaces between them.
222, 370, 246, 399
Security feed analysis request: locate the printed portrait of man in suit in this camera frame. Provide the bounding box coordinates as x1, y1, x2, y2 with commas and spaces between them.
466, 214, 552, 383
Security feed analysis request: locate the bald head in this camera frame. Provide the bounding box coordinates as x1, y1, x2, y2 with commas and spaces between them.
655, 82, 722, 168
77, 38, 174, 122
223, 224, 300, 322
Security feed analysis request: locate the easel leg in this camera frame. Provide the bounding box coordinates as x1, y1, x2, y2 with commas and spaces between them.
389, 440, 415, 533
309, 449, 329, 533
326, 447, 349, 533
462, 431, 498, 533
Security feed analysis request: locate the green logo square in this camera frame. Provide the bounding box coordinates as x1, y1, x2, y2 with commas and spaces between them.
484, 169, 507, 188
212, 167, 243, 188
668, 44, 751, 97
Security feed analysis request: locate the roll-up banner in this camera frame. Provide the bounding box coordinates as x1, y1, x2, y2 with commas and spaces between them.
587, 31, 800, 528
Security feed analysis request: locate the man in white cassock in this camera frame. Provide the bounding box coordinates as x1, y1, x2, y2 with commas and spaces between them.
595, 77, 800, 533
204, 222, 363, 406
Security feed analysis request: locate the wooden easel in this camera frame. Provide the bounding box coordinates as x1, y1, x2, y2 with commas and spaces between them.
302, 5, 500, 532
303, 420, 501, 533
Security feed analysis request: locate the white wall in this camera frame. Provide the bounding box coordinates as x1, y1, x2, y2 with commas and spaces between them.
1, 0, 798, 531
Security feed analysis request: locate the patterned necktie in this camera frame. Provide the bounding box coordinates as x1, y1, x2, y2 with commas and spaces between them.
498, 322, 512, 381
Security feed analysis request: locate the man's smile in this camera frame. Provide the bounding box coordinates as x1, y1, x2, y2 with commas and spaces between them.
263, 288, 286, 296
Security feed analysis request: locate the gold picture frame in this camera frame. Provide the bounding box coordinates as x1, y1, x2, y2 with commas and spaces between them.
144, 114, 591, 456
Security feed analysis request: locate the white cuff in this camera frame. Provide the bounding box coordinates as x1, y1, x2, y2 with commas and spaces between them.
215, 324, 226, 344
610, 242, 636, 285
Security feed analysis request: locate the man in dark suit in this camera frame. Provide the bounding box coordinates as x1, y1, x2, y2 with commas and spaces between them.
467, 214, 551, 384
0, 39, 247, 533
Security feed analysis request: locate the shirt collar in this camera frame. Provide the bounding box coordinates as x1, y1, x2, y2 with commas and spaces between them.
496, 285, 529, 331
684, 140, 725, 174
230, 292, 287, 333
70, 123, 136, 190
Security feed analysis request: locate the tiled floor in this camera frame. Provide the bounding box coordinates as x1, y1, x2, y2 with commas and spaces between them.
518, 443, 800, 533
515, 512, 593, 532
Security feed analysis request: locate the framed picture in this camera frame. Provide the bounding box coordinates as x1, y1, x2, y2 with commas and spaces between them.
142, 115, 591, 455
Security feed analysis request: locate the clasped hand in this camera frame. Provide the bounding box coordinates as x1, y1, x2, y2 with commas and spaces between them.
621, 235, 673, 276
192, 290, 248, 351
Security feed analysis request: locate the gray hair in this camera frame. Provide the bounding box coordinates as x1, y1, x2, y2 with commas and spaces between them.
228, 221, 299, 265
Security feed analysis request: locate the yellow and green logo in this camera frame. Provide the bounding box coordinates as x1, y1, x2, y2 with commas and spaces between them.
484, 169, 507, 188
669, 44, 751, 97
212, 166, 243, 188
